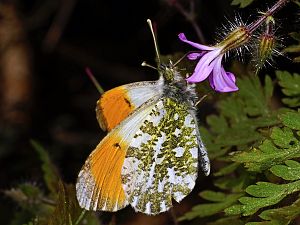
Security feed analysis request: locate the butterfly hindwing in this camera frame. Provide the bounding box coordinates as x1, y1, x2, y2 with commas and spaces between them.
76, 96, 161, 212
121, 98, 199, 215
96, 80, 163, 131
191, 113, 210, 176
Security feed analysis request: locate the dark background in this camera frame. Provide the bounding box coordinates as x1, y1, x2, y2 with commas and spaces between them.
0, 0, 298, 224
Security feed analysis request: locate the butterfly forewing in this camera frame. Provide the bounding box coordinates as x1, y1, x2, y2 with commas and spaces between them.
96, 81, 163, 131
121, 98, 199, 215
76, 96, 161, 212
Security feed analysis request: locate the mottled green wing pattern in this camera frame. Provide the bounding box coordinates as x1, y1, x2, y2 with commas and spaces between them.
121, 98, 198, 215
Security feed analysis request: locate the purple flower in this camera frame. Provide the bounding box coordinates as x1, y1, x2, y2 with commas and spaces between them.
178, 33, 238, 92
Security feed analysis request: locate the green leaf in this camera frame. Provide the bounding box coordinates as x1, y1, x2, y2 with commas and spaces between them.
207, 115, 228, 134
270, 127, 297, 148
200, 75, 279, 163
284, 32, 300, 63
180, 192, 243, 220
199, 126, 224, 159
183, 73, 295, 223
257, 197, 300, 224
231, 0, 255, 8
200, 191, 227, 202
231, 125, 300, 172
264, 76, 274, 103
207, 216, 245, 225
280, 111, 300, 130
270, 160, 300, 180
235, 76, 271, 117
225, 181, 300, 216
214, 162, 240, 176
276, 71, 300, 107
214, 172, 252, 192
30, 140, 60, 195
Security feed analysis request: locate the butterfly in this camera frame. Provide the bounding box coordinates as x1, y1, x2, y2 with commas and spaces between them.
76, 20, 210, 215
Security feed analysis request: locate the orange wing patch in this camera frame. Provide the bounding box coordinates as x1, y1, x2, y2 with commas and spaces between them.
96, 86, 134, 131
76, 132, 128, 211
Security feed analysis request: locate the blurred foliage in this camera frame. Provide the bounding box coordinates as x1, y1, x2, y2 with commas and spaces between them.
277, 71, 300, 107
4, 141, 101, 225
231, 0, 255, 8
284, 32, 300, 63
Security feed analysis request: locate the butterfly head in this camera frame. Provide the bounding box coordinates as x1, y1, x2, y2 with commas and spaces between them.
158, 62, 177, 82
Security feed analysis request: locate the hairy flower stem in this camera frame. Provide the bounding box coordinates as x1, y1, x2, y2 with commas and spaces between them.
219, 0, 290, 54
248, 0, 290, 33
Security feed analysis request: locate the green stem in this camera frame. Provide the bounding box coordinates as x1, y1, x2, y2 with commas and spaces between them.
74, 210, 87, 225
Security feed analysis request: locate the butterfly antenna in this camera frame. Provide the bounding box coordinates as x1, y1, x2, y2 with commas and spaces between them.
147, 19, 161, 66
85, 67, 105, 94
141, 61, 157, 70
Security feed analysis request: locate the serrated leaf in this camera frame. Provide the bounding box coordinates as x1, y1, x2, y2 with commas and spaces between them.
180, 193, 243, 220
257, 197, 300, 224
225, 181, 300, 216
210, 75, 279, 150
235, 76, 270, 117
216, 126, 262, 147
276, 71, 300, 107
218, 98, 247, 123
231, 125, 300, 172
280, 111, 300, 130
201, 75, 279, 163
270, 160, 300, 180
30, 140, 60, 194
271, 127, 296, 148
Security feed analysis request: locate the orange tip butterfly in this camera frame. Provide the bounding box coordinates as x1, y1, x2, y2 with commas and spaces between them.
76, 19, 210, 215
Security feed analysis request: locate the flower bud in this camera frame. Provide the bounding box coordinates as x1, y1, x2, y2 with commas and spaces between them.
217, 26, 251, 53
254, 20, 277, 70
257, 33, 276, 65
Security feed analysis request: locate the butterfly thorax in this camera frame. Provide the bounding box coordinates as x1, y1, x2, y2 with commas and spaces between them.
159, 64, 198, 110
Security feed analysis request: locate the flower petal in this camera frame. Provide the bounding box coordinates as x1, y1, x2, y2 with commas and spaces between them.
209, 57, 238, 92
187, 53, 203, 60
178, 33, 215, 51
186, 50, 220, 83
